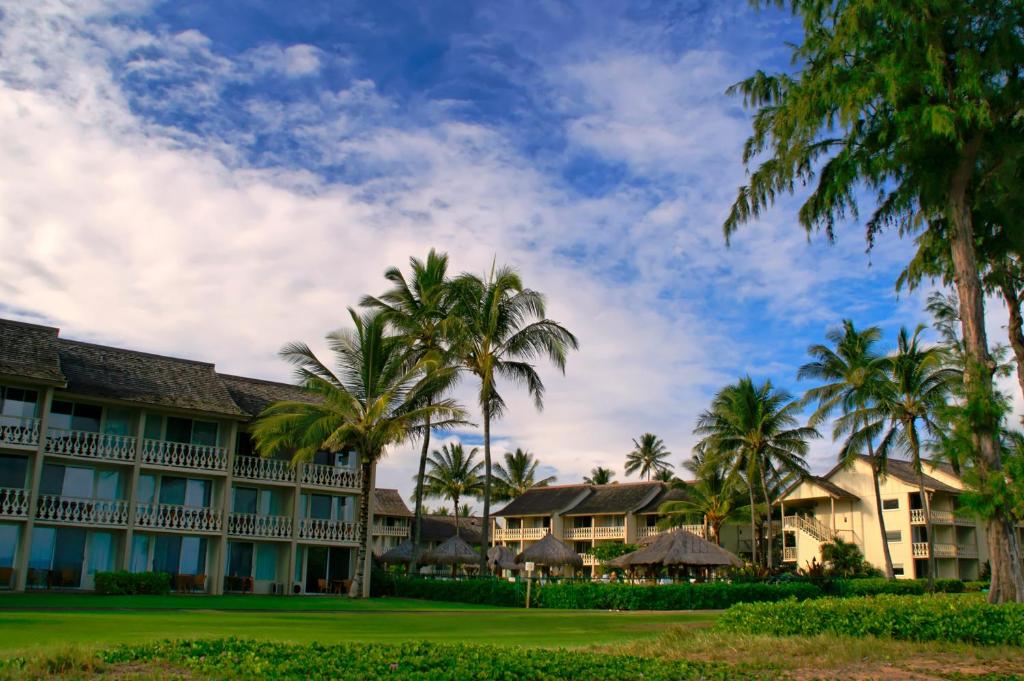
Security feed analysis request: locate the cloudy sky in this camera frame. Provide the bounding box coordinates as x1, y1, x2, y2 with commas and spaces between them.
1, 0, 1017, 510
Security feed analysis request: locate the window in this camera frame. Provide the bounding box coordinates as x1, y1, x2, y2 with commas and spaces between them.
143, 413, 163, 440
892, 565, 905, 576
885, 530, 902, 543
191, 421, 218, 447
165, 417, 193, 444
882, 498, 900, 511
159, 477, 210, 508
39, 465, 120, 499
0, 524, 20, 568
130, 535, 150, 572
0, 387, 37, 421
136, 475, 156, 504
153, 535, 207, 575
49, 401, 101, 433
227, 542, 254, 578
310, 494, 332, 520
86, 532, 115, 575
102, 408, 134, 436
255, 544, 277, 581
233, 487, 258, 515
236, 432, 255, 458
0, 455, 27, 488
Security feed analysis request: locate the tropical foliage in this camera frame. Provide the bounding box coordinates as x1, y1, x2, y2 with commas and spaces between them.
625, 433, 673, 480
659, 455, 747, 545
492, 448, 556, 502
584, 466, 616, 485
420, 443, 484, 537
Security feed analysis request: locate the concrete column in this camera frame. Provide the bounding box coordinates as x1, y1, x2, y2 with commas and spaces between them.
121, 410, 146, 569
289, 462, 302, 594
14, 387, 54, 592
210, 421, 239, 595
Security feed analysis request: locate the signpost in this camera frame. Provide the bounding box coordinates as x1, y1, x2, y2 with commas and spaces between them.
525, 561, 535, 608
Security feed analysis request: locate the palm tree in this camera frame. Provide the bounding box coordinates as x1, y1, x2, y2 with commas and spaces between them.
421, 443, 484, 538
873, 326, 956, 586
652, 468, 676, 483
251, 309, 465, 597
584, 466, 615, 485
448, 265, 578, 569
493, 448, 557, 501
659, 455, 747, 544
361, 249, 455, 572
695, 377, 818, 568
625, 433, 674, 480
798, 320, 897, 578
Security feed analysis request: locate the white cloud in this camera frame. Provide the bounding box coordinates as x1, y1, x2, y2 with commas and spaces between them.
246, 44, 324, 78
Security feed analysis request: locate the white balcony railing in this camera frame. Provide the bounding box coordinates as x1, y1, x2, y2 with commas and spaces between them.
593, 525, 625, 539
45, 429, 136, 463
233, 456, 296, 484
910, 509, 925, 524
955, 513, 975, 526
227, 513, 293, 539
141, 439, 227, 472
372, 524, 409, 537
678, 524, 706, 538
565, 527, 593, 540
0, 417, 40, 447
957, 543, 979, 559
933, 543, 958, 558
36, 495, 129, 526
300, 463, 360, 490
493, 527, 548, 542
783, 546, 797, 562
298, 518, 358, 543
912, 542, 929, 557
135, 503, 222, 533
580, 553, 598, 566
0, 487, 30, 519
636, 526, 660, 540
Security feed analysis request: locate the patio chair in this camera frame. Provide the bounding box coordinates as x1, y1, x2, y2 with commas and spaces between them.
0, 567, 12, 589
193, 574, 206, 593
316, 578, 328, 593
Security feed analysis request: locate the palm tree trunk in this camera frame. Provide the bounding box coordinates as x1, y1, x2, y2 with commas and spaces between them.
757, 458, 773, 569
409, 415, 431, 574
454, 493, 461, 539
747, 481, 759, 565
917, 476, 936, 590
478, 401, 492, 572
868, 439, 895, 579
947, 143, 1024, 603
349, 456, 374, 598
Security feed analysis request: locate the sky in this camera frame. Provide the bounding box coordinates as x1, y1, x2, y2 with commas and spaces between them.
1, 0, 1019, 513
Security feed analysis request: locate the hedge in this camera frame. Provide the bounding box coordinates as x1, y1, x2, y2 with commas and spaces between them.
717, 594, 1024, 646
77, 639, 771, 680
94, 571, 171, 595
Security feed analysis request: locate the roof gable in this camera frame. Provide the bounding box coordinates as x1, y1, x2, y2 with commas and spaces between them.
0, 319, 65, 385
562, 482, 664, 515
494, 485, 590, 517
219, 373, 322, 417
373, 488, 413, 517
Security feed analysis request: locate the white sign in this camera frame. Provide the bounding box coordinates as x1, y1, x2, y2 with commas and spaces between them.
525, 561, 535, 572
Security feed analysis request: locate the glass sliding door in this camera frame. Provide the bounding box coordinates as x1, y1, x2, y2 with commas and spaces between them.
51, 528, 86, 587
130, 534, 150, 573
0, 524, 19, 588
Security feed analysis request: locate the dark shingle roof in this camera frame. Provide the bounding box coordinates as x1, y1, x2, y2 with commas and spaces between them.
218, 373, 321, 417
421, 515, 482, 544
0, 319, 65, 384
494, 485, 590, 517
57, 340, 246, 417
374, 488, 413, 517
562, 482, 664, 515
636, 484, 689, 514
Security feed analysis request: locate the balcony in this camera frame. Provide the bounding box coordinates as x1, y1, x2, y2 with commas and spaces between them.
910, 509, 956, 525
565, 527, 593, 540
372, 524, 409, 538
298, 518, 358, 543
912, 542, 958, 558
580, 553, 598, 566
594, 526, 625, 540
957, 543, 979, 559
783, 546, 797, 562
493, 527, 548, 542
135, 503, 222, 533
227, 512, 293, 539
0, 487, 30, 519
300, 463, 360, 491
45, 429, 136, 463
141, 440, 227, 472
0, 417, 40, 448
233, 456, 296, 484
35, 495, 129, 527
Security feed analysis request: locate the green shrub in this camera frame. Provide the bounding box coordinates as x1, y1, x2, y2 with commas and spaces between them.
717, 594, 1024, 646
93, 571, 170, 595
829, 578, 925, 597
95, 639, 768, 680
389, 576, 528, 607
965, 580, 990, 592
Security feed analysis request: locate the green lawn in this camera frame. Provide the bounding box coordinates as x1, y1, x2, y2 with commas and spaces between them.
0, 593, 715, 655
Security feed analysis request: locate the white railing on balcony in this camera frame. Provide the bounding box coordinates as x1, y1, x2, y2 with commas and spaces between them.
678, 524, 706, 537
566, 527, 593, 540
580, 553, 598, 566
135, 503, 222, 532
593, 525, 625, 539
372, 524, 409, 537
298, 518, 358, 543
783, 546, 797, 562
233, 456, 296, 483
955, 513, 975, 526
912, 542, 929, 557
957, 543, 979, 559
930, 510, 954, 524
0, 487, 30, 519
493, 527, 548, 541
910, 509, 926, 524
301, 463, 359, 490
36, 495, 129, 526
142, 440, 227, 472
0, 417, 40, 447
227, 513, 293, 539
933, 543, 957, 558
636, 526, 660, 540
45, 429, 136, 462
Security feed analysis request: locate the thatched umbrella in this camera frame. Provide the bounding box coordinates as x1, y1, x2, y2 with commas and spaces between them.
487, 545, 523, 573
515, 533, 583, 574
613, 528, 740, 579
422, 535, 479, 576
380, 539, 421, 565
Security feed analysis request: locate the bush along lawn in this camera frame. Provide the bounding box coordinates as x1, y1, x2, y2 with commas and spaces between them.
716, 594, 1024, 646
5, 639, 774, 681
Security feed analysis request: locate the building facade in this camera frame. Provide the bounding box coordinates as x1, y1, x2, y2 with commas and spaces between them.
0, 318, 394, 594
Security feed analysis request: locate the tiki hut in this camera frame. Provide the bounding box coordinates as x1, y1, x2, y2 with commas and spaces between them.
515, 533, 583, 574
487, 545, 523, 573
422, 534, 479, 576
612, 528, 740, 579
380, 539, 421, 565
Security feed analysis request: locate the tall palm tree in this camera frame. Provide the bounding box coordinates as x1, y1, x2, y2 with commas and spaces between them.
493, 448, 557, 501
421, 443, 484, 538
625, 433, 674, 480
361, 249, 455, 572
251, 309, 465, 597
652, 468, 676, 483
583, 466, 615, 485
798, 320, 897, 578
873, 326, 956, 586
695, 377, 818, 568
659, 455, 747, 544
448, 265, 578, 569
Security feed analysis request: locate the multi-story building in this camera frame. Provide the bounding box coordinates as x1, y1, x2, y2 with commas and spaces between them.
779, 455, 988, 579
0, 318, 395, 595
372, 489, 412, 557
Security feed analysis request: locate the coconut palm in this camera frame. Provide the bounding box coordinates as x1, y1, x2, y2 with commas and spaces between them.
251, 309, 465, 597
584, 466, 615, 485
421, 443, 484, 538
361, 249, 455, 572
695, 377, 819, 568
798, 320, 897, 578
652, 468, 676, 483
625, 433, 674, 480
448, 265, 578, 569
659, 455, 747, 544
492, 448, 557, 502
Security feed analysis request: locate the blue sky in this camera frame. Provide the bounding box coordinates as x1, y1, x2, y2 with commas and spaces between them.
3, 0, 1007, 508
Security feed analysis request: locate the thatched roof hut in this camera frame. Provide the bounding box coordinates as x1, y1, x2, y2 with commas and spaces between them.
515, 533, 583, 569
487, 545, 523, 571
614, 528, 741, 568
422, 534, 479, 566
380, 539, 421, 565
